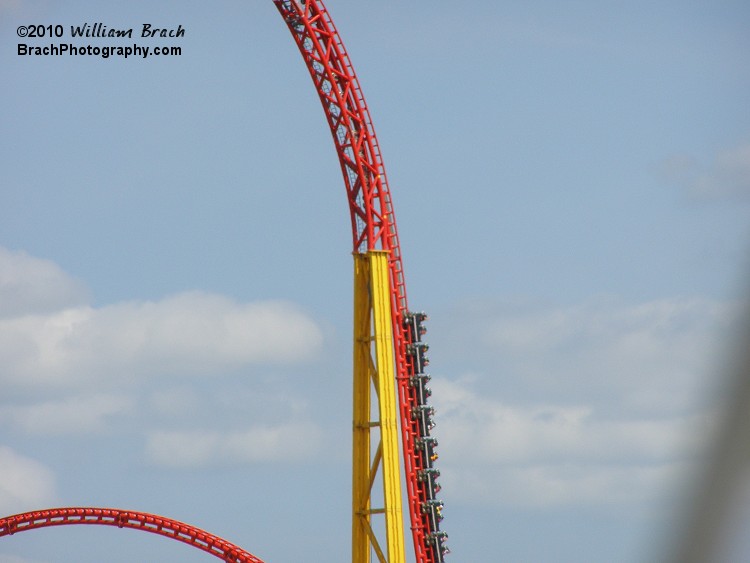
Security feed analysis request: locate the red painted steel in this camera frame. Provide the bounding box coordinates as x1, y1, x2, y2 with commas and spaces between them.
0, 508, 265, 562
273, 1, 446, 561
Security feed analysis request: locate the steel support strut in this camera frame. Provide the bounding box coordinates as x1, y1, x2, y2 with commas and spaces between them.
273, 1, 448, 561
353, 252, 407, 563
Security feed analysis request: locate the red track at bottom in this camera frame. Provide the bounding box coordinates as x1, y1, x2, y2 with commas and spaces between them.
0, 507, 265, 563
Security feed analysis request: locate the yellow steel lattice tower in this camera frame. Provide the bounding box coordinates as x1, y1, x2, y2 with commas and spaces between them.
352, 252, 406, 563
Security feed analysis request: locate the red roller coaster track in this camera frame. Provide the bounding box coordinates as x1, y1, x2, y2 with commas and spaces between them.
0, 1, 446, 561
272, 1, 447, 560
0, 508, 264, 562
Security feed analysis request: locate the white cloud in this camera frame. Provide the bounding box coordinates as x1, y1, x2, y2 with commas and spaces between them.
0, 248, 88, 318
435, 379, 705, 465
0, 247, 324, 390
0, 291, 324, 388
660, 143, 750, 201
0, 394, 133, 435
432, 377, 704, 508
428, 296, 731, 509
0, 447, 56, 515
146, 422, 322, 467
692, 144, 750, 199
442, 461, 688, 509
0, 247, 328, 481
473, 296, 729, 412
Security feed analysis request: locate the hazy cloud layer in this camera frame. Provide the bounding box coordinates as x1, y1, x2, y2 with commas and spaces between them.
146, 422, 322, 467
0, 447, 56, 515
0, 394, 134, 435
0, 258, 324, 389
0, 246, 324, 390
1, 293, 323, 388
445, 296, 730, 413
441, 459, 688, 509
0, 248, 88, 319
692, 144, 750, 199
435, 379, 706, 465
0, 247, 329, 484
432, 296, 731, 509
433, 377, 706, 508
660, 143, 750, 201
0, 247, 737, 516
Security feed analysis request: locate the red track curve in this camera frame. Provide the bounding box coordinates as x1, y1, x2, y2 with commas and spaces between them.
0, 508, 264, 562
273, 1, 447, 561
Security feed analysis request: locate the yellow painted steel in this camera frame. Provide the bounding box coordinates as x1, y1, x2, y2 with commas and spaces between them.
353, 253, 371, 563
352, 252, 406, 563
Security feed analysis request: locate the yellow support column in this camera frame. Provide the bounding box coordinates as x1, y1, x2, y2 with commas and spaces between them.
353, 253, 372, 563
352, 252, 406, 563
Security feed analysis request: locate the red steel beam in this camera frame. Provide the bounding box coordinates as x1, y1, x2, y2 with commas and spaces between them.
0, 507, 265, 563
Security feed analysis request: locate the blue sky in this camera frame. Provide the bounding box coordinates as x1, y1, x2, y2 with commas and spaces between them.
1, 1, 749, 561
